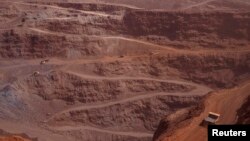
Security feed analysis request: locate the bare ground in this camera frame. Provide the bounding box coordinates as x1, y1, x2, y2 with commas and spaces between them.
0, 0, 249, 141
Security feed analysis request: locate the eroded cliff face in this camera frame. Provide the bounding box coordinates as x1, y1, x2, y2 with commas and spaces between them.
152, 100, 205, 141
0, 130, 35, 141
157, 53, 250, 88
237, 96, 250, 124
1, 30, 249, 88
0, 136, 31, 141
123, 11, 250, 48
14, 70, 194, 102
0, 1, 249, 141
1, 7, 250, 58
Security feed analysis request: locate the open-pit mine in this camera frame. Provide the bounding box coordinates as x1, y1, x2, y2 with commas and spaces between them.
0, 0, 249, 141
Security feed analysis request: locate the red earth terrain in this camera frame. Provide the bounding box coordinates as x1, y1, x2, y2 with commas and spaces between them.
0, 0, 249, 141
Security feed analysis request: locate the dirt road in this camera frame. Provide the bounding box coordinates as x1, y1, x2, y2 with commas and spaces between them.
181, 0, 215, 10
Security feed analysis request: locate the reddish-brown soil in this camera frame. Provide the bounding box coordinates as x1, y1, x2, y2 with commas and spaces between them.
0, 0, 249, 141
0, 130, 35, 141
237, 95, 250, 124
154, 81, 250, 141
0, 136, 31, 141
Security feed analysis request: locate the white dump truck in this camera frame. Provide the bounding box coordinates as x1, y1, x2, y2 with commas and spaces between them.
203, 112, 220, 125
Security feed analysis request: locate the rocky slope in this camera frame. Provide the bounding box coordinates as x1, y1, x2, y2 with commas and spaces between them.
237, 96, 250, 124
1, 3, 249, 58
152, 100, 205, 141
0, 130, 34, 141
0, 136, 32, 141
15, 70, 194, 102
0, 1, 249, 141
123, 11, 250, 48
